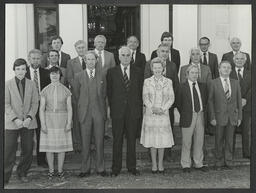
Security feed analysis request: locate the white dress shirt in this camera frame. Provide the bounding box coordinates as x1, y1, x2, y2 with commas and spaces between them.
169, 50, 172, 62
29, 66, 41, 91
79, 56, 84, 66
86, 68, 95, 78
120, 64, 130, 79
188, 79, 203, 112
58, 51, 62, 65
220, 76, 231, 96
95, 49, 105, 67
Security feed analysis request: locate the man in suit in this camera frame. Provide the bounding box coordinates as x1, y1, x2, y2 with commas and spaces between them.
145, 43, 179, 161
45, 49, 67, 86
94, 35, 116, 139
230, 53, 251, 159
66, 40, 87, 152
5, 59, 39, 184
127, 35, 146, 72
151, 32, 181, 73
25, 49, 50, 168
177, 64, 208, 173
180, 48, 212, 85
41, 36, 71, 69
208, 61, 242, 170
73, 51, 108, 177
199, 37, 219, 79
127, 35, 146, 138
107, 46, 143, 176
221, 37, 251, 70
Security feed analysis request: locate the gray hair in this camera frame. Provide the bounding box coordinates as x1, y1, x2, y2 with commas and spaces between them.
150, 57, 165, 70
28, 49, 42, 58
233, 52, 246, 61
186, 64, 199, 75
189, 47, 200, 57
230, 37, 241, 45
94, 35, 107, 43
118, 46, 131, 56
74, 40, 86, 47
218, 60, 231, 69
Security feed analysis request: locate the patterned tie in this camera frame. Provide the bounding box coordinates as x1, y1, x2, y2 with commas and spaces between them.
89, 69, 94, 79
224, 78, 231, 100
98, 51, 102, 68
203, 52, 207, 65
34, 69, 39, 93
131, 51, 135, 64
82, 58, 86, 70
192, 82, 200, 112
237, 69, 243, 81
18, 80, 24, 102
123, 66, 130, 91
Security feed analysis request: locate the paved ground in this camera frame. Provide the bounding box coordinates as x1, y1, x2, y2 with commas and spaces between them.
5, 163, 250, 189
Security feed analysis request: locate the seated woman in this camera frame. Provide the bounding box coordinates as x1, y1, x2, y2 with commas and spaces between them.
140, 57, 175, 174
39, 66, 73, 180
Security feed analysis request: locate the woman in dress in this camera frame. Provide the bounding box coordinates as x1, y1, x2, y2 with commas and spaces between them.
140, 57, 175, 174
39, 66, 73, 180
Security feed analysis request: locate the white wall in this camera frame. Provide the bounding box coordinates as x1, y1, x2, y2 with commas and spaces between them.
5, 4, 34, 80
59, 4, 87, 58
141, 4, 169, 61
199, 5, 251, 62
173, 5, 199, 70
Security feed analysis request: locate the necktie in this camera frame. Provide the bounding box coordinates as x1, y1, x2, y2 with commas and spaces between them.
192, 82, 200, 112
82, 58, 86, 70
89, 69, 94, 79
203, 52, 207, 65
224, 78, 231, 100
34, 69, 39, 93
131, 51, 135, 64
237, 69, 243, 80
18, 80, 24, 102
123, 67, 130, 91
98, 51, 102, 67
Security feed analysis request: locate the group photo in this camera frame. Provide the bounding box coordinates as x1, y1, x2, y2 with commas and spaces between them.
3, 3, 252, 189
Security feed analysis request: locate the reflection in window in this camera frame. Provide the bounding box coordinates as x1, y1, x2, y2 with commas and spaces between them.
35, 5, 58, 54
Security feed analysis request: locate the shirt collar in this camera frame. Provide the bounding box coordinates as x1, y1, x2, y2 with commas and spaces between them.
120, 64, 130, 71
233, 50, 240, 55
236, 66, 244, 72
201, 51, 208, 56
188, 79, 197, 86
220, 76, 230, 82
15, 76, 25, 83
95, 49, 104, 55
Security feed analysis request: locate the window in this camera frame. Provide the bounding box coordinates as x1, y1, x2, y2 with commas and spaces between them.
87, 5, 140, 53
34, 3, 59, 54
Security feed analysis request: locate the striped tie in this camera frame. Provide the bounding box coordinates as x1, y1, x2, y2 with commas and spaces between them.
34, 69, 39, 93
224, 78, 231, 100
123, 67, 130, 91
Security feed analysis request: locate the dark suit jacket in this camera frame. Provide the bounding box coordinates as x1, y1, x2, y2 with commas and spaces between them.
230, 69, 251, 112
207, 52, 219, 79
151, 48, 181, 73
208, 78, 242, 126
144, 60, 179, 98
25, 67, 51, 91
221, 51, 251, 70
66, 57, 83, 93
106, 65, 143, 119
131, 51, 147, 73
41, 51, 71, 68
73, 68, 107, 123
176, 81, 207, 128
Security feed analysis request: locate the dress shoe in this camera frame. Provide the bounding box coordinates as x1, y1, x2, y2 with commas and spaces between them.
195, 166, 208, 172
97, 171, 109, 177
18, 176, 29, 183
38, 162, 48, 168
128, 169, 140, 176
243, 155, 250, 159
151, 170, 158, 174
158, 169, 165, 174
182, 168, 191, 173
110, 171, 119, 177
78, 172, 91, 178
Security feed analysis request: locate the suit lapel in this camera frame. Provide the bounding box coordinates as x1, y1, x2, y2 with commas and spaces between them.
23, 78, 30, 107
117, 65, 126, 88
82, 70, 89, 93
217, 78, 226, 98
96, 69, 101, 97
11, 78, 23, 104
75, 57, 83, 71
230, 79, 235, 99
185, 81, 193, 109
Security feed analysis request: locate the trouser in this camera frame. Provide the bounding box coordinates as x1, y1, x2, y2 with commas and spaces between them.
35, 110, 46, 164
4, 128, 34, 183
233, 111, 251, 157
71, 101, 82, 151
181, 112, 204, 168
215, 120, 235, 166
112, 109, 139, 173
80, 113, 105, 173
164, 106, 175, 158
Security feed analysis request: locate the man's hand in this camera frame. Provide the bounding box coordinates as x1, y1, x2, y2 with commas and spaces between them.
242, 99, 247, 107
210, 119, 217, 126
73, 143, 82, 153
237, 120, 241, 127
23, 118, 31, 128
14, 119, 23, 129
